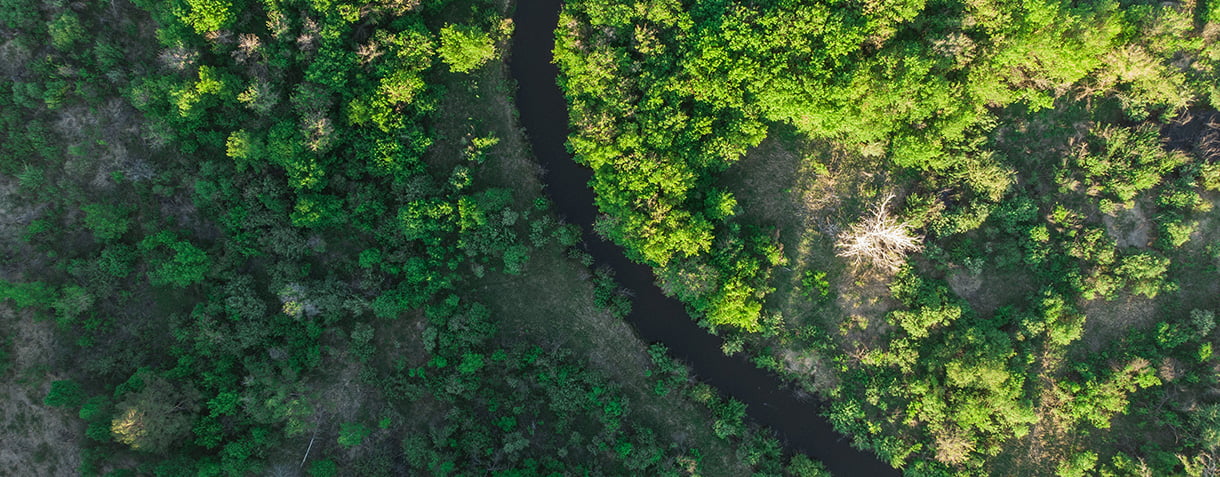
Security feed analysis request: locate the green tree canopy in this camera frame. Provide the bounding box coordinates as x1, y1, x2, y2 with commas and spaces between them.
438, 25, 495, 73
110, 372, 201, 454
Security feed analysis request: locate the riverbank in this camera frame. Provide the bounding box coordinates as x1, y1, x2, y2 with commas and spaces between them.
507, 0, 898, 475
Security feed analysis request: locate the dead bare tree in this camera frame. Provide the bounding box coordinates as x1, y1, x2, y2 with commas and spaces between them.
835, 194, 923, 272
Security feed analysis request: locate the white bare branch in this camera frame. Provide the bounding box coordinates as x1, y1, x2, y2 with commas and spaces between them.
835, 194, 923, 272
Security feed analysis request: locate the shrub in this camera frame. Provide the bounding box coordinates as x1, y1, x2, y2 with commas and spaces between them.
801, 270, 831, 302
1156, 216, 1196, 249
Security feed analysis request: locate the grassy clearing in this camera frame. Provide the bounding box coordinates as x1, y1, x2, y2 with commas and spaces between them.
476, 248, 750, 475
722, 129, 908, 387
423, 18, 544, 209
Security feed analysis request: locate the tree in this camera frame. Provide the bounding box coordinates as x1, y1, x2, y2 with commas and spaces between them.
787, 454, 831, 477
178, 0, 236, 34
836, 195, 923, 272
44, 380, 86, 408
711, 398, 747, 439
81, 203, 132, 242
48, 12, 87, 52
140, 231, 211, 287
110, 373, 201, 454
338, 422, 372, 448
291, 194, 345, 228
0, 0, 37, 30
438, 25, 495, 73
0, 280, 56, 309
1115, 252, 1173, 299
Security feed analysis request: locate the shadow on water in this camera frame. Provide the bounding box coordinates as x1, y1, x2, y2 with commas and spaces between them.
507, 1, 899, 475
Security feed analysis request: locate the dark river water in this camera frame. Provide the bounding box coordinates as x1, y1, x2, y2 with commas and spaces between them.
508, 2, 898, 475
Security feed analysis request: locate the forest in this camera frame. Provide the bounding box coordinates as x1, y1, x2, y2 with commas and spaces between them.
0, 0, 823, 475
555, 0, 1220, 474
2, 0, 1218, 475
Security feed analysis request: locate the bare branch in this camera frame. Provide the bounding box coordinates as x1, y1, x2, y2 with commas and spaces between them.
835, 194, 923, 272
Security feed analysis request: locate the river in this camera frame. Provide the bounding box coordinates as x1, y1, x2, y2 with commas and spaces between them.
507, 1, 898, 475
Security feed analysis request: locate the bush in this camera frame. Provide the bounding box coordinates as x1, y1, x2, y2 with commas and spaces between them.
1156, 217, 1196, 249
800, 270, 831, 302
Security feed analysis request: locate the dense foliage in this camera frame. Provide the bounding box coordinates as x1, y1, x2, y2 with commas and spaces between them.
557, 0, 1220, 474
0, 0, 821, 474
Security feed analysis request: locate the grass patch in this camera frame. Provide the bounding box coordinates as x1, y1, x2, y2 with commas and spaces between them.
720, 129, 909, 388
477, 247, 754, 475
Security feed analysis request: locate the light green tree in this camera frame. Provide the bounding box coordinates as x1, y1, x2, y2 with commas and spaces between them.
178, 0, 235, 34
438, 25, 495, 73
